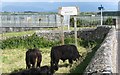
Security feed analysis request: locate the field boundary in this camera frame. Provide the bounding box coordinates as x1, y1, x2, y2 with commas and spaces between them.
84, 26, 117, 74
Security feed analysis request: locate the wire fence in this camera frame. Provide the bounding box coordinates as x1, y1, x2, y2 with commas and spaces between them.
1, 14, 61, 27
0, 12, 118, 33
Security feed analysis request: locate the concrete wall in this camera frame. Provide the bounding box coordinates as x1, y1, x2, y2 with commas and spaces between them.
84, 26, 117, 74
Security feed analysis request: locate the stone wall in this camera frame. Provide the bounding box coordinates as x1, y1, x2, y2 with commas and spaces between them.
1, 26, 111, 42
84, 26, 117, 74
36, 26, 111, 41
77, 26, 110, 41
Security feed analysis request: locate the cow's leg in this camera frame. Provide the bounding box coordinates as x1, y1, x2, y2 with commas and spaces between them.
68, 59, 73, 64
54, 59, 59, 71
50, 60, 55, 74
37, 62, 40, 68
37, 53, 42, 68
31, 58, 36, 68
37, 58, 41, 68
26, 57, 30, 69
28, 64, 31, 69
68, 59, 73, 67
32, 63, 35, 68
51, 59, 59, 71
51, 60, 55, 68
26, 61, 31, 69
26, 63, 31, 69
27, 63, 31, 69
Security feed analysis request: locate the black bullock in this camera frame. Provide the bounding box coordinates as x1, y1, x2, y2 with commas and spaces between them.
25, 48, 42, 69
40, 65, 51, 74
10, 66, 51, 75
50, 44, 81, 73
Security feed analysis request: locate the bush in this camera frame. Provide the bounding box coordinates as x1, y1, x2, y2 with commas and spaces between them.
104, 17, 114, 25
1, 33, 60, 49
1, 33, 104, 50
78, 38, 103, 48
70, 18, 99, 27
64, 37, 75, 44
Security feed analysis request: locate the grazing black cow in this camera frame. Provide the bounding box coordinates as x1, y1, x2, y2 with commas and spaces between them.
25, 48, 42, 69
10, 66, 51, 75
40, 65, 51, 75
50, 44, 81, 73
9, 68, 41, 75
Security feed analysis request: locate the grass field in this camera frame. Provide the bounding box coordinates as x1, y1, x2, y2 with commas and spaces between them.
0, 30, 35, 38
1, 26, 98, 74
2, 46, 87, 74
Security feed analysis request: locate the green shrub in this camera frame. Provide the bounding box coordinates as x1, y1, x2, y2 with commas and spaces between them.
1, 34, 60, 49
1, 33, 104, 50
104, 17, 114, 25
70, 18, 99, 27
64, 37, 75, 44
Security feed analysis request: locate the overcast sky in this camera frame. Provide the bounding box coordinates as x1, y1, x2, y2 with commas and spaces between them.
1, 0, 120, 2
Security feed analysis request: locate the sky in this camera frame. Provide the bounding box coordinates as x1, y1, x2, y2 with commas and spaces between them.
0, 0, 119, 12
1, 0, 119, 2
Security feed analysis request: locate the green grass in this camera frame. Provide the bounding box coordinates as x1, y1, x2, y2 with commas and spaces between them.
0, 49, 2, 73
1, 30, 35, 38
2, 46, 87, 74
1, 26, 100, 74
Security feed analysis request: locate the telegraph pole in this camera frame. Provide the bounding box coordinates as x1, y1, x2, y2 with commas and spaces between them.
98, 5, 104, 25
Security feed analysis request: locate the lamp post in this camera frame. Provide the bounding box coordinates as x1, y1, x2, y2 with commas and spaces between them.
98, 5, 104, 25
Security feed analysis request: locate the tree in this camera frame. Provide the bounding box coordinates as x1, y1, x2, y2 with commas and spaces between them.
105, 17, 113, 25
70, 18, 74, 27
70, 18, 82, 27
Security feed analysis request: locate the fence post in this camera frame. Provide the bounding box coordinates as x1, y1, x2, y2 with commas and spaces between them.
61, 15, 64, 45
74, 16, 77, 47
